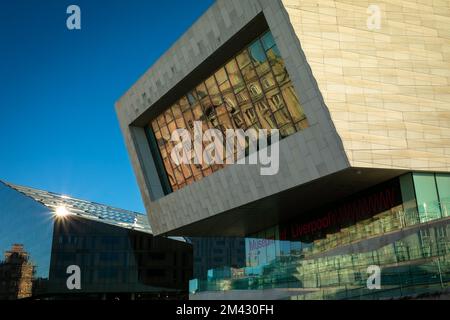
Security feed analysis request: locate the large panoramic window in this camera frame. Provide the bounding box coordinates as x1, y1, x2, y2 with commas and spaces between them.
149, 30, 309, 191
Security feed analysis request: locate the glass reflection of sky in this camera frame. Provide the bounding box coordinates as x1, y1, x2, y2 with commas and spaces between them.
261, 32, 281, 57
249, 41, 266, 63
0, 182, 53, 279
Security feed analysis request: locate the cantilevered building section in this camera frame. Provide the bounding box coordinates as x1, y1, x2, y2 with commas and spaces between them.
117, 0, 450, 299
0, 181, 192, 300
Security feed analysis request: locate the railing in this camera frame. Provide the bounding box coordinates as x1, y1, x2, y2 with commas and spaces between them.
190, 205, 450, 299
190, 240, 450, 299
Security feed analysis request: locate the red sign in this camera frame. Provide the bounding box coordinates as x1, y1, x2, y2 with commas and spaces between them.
279, 180, 400, 240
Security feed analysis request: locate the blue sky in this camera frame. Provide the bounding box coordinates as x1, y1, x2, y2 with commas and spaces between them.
0, 0, 214, 213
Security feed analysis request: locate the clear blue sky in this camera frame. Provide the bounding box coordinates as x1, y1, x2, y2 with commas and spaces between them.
0, 0, 214, 213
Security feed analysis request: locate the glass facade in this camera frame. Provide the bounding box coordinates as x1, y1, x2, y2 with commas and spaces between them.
189, 173, 450, 300
436, 173, 450, 217
47, 216, 192, 299
0, 183, 54, 285
149, 30, 309, 191
0, 182, 193, 300
190, 237, 246, 281
413, 173, 442, 222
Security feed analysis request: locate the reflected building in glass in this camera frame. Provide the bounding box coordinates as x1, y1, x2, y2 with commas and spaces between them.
190, 237, 246, 281
116, 0, 450, 300
149, 30, 308, 191
189, 173, 450, 299
0, 244, 34, 300
0, 181, 192, 300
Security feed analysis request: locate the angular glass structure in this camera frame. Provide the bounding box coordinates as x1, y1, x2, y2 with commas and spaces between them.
0, 181, 192, 300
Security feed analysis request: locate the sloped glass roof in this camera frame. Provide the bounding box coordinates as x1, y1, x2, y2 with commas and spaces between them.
2, 182, 152, 234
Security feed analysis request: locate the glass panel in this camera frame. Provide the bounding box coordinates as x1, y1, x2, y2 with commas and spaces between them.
260, 73, 277, 92
436, 173, 450, 217
261, 31, 276, 51
413, 173, 442, 222
236, 50, 252, 70
399, 173, 420, 226
167, 120, 177, 135
281, 83, 305, 123
248, 40, 270, 76
218, 79, 232, 94
264, 36, 288, 86
148, 30, 309, 192
196, 83, 208, 100
223, 93, 245, 129
163, 158, 176, 186
171, 103, 185, 128
187, 91, 197, 106
241, 103, 259, 127
151, 121, 159, 133
173, 166, 184, 185
217, 113, 234, 130
266, 88, 284, 113
164, 108, 174, 124
226, 60, 245, 93
280, 124, 296, 137
0, 184, 54, 289
205, 76, 222, 107
160, 126, 170, 143
181, 164, 192, 179
190, 177, 450, 299
254, 99, 276, 130
240, 64, 257, 83
247, 80, 264, 102
157, 114, 166, 127
215, 68, 228, 87
234, 88, 251, 106
192, 102, 204, 121
179, 96, 190, 112
273, 107, 291, 128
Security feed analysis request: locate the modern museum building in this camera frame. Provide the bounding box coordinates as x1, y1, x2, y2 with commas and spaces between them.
116, 0, 450, 299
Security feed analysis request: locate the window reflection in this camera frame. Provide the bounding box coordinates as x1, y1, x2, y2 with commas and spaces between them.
0, 244, 34, 300
190, 174, 450, 299
150, 30, 309, 192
